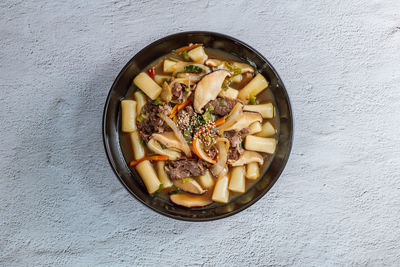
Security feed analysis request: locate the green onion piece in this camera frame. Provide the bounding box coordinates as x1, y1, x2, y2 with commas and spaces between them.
168, 188, 184, 195
156, 184, 163, 194
250, 96, 256, 105
224, 62, 242, 76
184, 65, 203, 73
202, 106, 215, 122
233, 66, 242, 76
222, 80, 230, 90
159, 142, 167, 149
220, 99, 227, 107
140, 139, 146, 146
239, 142, 243, 148
183, 177, 193, 183
137, 114, 146, 122
182, 51, 190, 61
153, 97, 164, 105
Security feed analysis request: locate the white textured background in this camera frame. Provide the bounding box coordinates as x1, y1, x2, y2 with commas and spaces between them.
1, 0, 400, 266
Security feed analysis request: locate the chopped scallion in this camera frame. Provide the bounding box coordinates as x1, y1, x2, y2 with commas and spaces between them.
183, 177, 193, 183
225, 62, 242, 76
137, 113, 147, 122
220, 99, 227, 107
156, 183, 163, 194
184, 65, 203, 73
182, 51, 190, 61
153, 97, 164, 105
168, 188, 184, 195
202, 110, 216, 122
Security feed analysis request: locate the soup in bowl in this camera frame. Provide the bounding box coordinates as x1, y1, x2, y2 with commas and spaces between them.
103, 32, 292, 220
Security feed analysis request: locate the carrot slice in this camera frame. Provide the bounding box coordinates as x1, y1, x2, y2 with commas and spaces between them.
169, 105, 179, 119
129, 155, 169, 167
169, 99, 192, 118
214, 117, 226, 127
193, 138, 216, 164
192, 117, 226, 164
175, 44, 202, 52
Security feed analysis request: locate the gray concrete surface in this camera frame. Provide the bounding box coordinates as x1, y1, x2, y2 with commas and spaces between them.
1, 0, 400, 266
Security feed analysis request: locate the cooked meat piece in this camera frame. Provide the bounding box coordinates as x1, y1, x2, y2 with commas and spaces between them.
177, 105, 194, 131
224, 131, 242, 147
206, 145, 217, 159
204, 97, 243, 116
158, 103, 172, 115
137, 103, 172, 142
224, 130, 245, 161
172, 82, 186, 103
165, 157, 207, 180
227, 146, 244, 161
240, 128, 250, 135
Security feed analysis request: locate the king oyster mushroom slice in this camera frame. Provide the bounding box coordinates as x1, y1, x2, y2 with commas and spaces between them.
223, 112, 262, 132
205, 59, 255, 74
205, 59, 224, 67
152, 132, 185, 152
229, 151, 264, 166
173, 179, 206, 195
170, 193, 212, 208
193, 70, 231, 113
232, 62, 255, 74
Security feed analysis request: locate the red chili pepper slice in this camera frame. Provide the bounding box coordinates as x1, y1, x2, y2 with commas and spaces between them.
148, 67, 155, 78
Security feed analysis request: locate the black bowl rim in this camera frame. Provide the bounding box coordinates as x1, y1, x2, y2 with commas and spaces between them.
102, 31, 293, 221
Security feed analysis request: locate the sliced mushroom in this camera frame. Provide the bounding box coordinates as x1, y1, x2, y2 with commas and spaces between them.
223, 112, 262, 132
170, 193, 212, 208
193, 70, 231, 113
229, 151, 264, 166
173, 179, 206, 195
232, 62, 254, 74
205, 59, 224, 67
160, 81, 172, 102
147, 138, 181, 160
152, 132, 185, 152
205, 60, 254, 74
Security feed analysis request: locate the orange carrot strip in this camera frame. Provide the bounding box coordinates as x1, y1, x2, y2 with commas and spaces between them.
175, 44, 202, 52
129, 155, 169, 167
169, 99, 192, 118
169, 105, 179, 118
214, 117, 226, 127
191, 117, 225, 164
177, 99, 192, 111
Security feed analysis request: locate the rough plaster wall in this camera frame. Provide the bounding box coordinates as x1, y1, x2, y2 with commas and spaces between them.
1, 0, 400, 266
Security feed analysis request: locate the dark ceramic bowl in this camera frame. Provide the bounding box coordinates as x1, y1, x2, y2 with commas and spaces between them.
103, 31, 293, 221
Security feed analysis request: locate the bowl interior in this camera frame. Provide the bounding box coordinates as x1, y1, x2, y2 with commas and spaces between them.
103, 31, 293, 221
